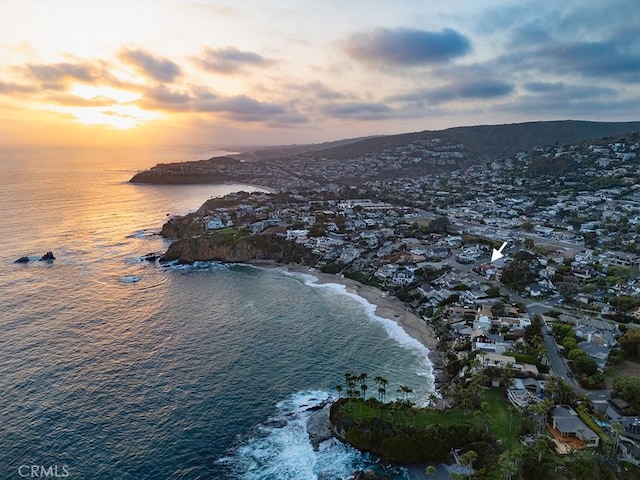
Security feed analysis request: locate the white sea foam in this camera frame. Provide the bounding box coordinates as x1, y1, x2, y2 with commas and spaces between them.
220, 390, 406, 480
119, 275, 142, 283
282, 270, 434, 369
126, 229, 159, 239
161, 260, 230, 272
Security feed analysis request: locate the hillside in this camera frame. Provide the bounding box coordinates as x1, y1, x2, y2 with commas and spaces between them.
130, 120, 639, 188
297, 120, 640, 161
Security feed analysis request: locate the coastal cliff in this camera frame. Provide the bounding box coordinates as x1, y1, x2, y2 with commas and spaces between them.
329, 398, 494, 464
160, 228, 316, 265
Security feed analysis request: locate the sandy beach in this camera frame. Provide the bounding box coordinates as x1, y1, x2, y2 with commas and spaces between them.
306, 268, 439, 351
249, 261, 440, 353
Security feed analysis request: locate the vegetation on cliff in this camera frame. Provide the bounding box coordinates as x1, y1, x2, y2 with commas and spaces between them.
160, 227, 317, 264
329, 387, 509, 468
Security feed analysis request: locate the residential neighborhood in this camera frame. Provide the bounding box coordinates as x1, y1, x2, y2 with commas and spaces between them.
160, 132, 640, 473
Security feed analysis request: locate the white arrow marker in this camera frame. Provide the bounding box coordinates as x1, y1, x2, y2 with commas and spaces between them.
491, 241, 508, 262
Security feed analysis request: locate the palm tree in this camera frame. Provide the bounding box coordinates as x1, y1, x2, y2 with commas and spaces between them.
374, 376, 388, 402
499, 451, 518, 480
397, 385, 413, 404
528, 398, 549, 436
501, 365, 515, 390
336, 384, 343, 398
556, 377, 576, 405
355, 373, 369, 400
345, 372, 363, 400
532, 437, 552, 463
380, 377, 388, 402
544, 374, 561, 404
458, 450, 477, 480
610, 421, 624, 458
425, 465, 436, 477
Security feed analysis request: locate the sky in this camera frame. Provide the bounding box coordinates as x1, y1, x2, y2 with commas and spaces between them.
0, 0, 638, 147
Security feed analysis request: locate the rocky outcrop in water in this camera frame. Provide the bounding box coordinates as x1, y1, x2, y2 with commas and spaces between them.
14, 252, 56, 263
306, 404, 333, 450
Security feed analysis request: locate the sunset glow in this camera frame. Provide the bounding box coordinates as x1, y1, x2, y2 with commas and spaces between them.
0, 0, 637, 147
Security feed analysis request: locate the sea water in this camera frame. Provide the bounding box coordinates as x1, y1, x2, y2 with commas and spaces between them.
0, 146, 435, 479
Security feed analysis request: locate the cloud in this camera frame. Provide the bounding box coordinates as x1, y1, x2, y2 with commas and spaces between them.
23, 62, 99, 89
523, 82, 617, 99
281, 81, 349, 101
120, 48, 181, 82
146, 85, 192, 105
196, 46, 272, 74
522, 81, 567, 93
199, 94, 287, 121
0, 81, 37, 94
137, 84, 307, 124
537, 40, 639, 83
478, 1, 640, 84
344, 27, 471, 67
389, 79, 514, 105
46, 94, 117, 107
323, 101, 393, 120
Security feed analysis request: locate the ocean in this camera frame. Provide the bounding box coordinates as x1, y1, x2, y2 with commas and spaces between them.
0, 146, 435, 480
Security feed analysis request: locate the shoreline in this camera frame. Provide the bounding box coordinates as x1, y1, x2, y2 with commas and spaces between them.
248, 260, 446, 392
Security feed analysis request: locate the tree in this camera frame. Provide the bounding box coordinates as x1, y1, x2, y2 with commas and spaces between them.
499, 449, 521, 480
563, 336, 578, 351
397, 385, 413, 403
529, 399, 547, 436
501, 260, 537, 291
612, 376, 640, 414
619, 329, 640, 360
568, 349, 587, 361
344, 372, 357, 399
458, 450, 477, 480
357, 373, 368, 400
500, 366, 515, 390
532, 437, 553, 463
574, 356, 598, 376
425, 465, 437, 477
486, 286, 501, 298
522, 221, 534, 232
556, 377, 577, 405
557, 280, 578, 301
609, 422, 624, 459
361, 382, 368, 400
491, 301, 506, 318
427, 216, 450, 233
374, 376, 388, 403
524, 314, 544, 345
552, 323, 572, 339
335, 384, 343, 397
524, 238, 535, 250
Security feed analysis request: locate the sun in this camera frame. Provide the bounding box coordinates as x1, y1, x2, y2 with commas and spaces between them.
66, 104, 159, 129
47, 84, 159, 129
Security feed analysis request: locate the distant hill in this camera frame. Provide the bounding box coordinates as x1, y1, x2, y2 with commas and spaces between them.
131, 120, 639, 187
294, 120, 640, 162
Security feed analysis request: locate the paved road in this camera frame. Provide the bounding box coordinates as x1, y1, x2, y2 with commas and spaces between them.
448, 258, 584, 391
